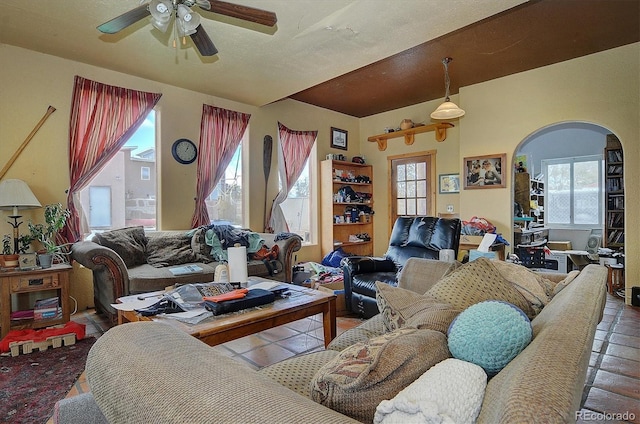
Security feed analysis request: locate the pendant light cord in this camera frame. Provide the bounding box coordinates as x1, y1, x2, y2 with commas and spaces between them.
442, 57, 452, 102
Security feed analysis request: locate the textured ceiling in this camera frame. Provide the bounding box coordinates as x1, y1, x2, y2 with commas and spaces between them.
0, 0, 638, 117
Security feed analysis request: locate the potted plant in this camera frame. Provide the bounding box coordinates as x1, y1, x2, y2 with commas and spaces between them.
1, 234, 19, 268
28, 203, 71, 268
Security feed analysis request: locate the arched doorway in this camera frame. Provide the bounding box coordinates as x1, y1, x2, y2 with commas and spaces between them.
512, 122, 625, 278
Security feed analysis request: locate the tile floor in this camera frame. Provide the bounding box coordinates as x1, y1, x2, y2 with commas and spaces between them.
52, 293, 639, 423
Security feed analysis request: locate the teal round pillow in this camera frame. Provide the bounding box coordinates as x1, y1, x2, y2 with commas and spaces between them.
447, 300, 532, 376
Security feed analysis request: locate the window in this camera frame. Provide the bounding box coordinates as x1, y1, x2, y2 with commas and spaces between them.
205, 131, 247, 227
141, 166, 150, 180
389, 152, 436, 225
79, 110, 157, 233
280, 144, 317, 243
543, 155, 602, 227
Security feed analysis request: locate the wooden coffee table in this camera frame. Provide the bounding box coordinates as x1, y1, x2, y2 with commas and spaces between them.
116, 283, 337, 347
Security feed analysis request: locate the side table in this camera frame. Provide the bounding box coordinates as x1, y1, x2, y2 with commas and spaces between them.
605, 263, 625, 298
0, 264, 72, 338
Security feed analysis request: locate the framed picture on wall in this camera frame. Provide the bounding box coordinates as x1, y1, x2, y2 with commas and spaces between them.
330, 127, 348, 150
463, 153, 506, 189
439, 174, 460, 194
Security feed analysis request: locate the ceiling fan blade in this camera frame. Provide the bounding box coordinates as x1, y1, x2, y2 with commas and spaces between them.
97, 4, 151, 34
206, 0, 277, 27
190, 25, 219, 56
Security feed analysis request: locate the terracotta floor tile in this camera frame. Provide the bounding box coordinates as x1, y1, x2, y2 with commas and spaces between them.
222, 334, 270, 354
259, 325, 303, 342
599, 355, 640, 379
593, 369, 640, 400
276, 332, 324, 354
594, 329, 608, 342
583, 387, 640, 423
285, 317, 322, 333
606, 344, 640, 363
610, 333, 640, 348
242, 343, 298, 368
591, 338, 605, 354
614, 323, 640, 338
597, 320, 613, 332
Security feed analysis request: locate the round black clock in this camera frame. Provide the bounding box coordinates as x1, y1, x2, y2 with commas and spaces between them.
171, 138, 197, 164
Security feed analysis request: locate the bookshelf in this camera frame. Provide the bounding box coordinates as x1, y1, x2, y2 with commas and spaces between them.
320, 160, 374, 257
604, 135, 624, 248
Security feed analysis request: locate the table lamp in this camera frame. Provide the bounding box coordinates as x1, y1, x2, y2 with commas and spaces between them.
0, 179, 42, 254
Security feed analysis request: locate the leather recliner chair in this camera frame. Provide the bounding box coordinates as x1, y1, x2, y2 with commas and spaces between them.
341, 216, 461, 318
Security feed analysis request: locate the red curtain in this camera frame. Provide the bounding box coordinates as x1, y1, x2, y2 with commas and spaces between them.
191, 105, 251, 228
64, 76, 161, 242
267, 122, 317, 233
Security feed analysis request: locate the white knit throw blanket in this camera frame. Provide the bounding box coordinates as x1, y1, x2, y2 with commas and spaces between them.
374, 358, 487, 424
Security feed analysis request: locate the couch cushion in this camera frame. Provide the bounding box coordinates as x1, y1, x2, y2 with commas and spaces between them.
128, 263, 216, 293
426, 257, 535, 318
94, 226, 148, 267
448, 300, 532, 376
375, 282, 461, 333
146, 233, 197, 267
490, 260, 556, 314
310, 327, 450, 423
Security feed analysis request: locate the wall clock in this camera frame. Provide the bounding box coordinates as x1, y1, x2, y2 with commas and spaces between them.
171, 138, 197, 164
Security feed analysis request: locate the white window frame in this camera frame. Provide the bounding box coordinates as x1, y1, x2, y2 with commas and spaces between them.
542, 154, 603, 229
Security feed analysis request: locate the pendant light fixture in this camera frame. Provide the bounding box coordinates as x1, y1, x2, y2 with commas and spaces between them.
430, 57, 465, 120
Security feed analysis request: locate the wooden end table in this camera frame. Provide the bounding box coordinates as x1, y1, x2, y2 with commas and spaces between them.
0, 264, 72, 338
117, 282, 337, 347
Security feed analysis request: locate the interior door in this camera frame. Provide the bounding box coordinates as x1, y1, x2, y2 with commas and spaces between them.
89, 186, 112, 228
389, 151, 436, 230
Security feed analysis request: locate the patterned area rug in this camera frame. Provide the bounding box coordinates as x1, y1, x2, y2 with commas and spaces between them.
0, 337, 95, 423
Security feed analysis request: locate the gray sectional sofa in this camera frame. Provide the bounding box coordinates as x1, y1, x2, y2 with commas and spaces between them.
54, 259, 608, 423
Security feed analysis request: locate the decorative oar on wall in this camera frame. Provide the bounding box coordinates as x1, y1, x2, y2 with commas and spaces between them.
262, 135, 273, 232
0, 106, 56, 180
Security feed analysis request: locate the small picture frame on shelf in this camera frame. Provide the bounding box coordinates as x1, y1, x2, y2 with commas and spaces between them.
463, 153, 506, 189
330, 127, 348, 150
19, 253, 38, 270
439, 174, 460, 194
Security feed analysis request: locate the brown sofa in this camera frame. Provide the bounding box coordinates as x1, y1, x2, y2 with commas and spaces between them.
71, 226, 301, 323
54, 260, 607, 423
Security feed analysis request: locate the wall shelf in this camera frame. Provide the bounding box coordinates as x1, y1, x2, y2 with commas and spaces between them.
367, 123, 454, 151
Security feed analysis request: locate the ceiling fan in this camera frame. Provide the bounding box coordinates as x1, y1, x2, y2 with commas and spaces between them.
97, 0, 278, 57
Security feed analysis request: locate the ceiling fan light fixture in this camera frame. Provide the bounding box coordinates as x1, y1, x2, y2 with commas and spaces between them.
177, 4, 200, 36
430, 57, 465, 120
150, 0, 172, 32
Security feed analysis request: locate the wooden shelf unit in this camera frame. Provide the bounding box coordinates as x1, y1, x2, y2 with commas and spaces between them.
604, 135, 624, 248
321, 160, 374, 257
367, 123, 454, 151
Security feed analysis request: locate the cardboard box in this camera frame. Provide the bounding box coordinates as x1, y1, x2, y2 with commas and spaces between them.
460, 235, 484, 244
547, 241, 572, 251
316, 282, 348, 316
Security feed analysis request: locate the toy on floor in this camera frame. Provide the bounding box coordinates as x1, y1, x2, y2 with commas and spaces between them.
0, 321, 86, 356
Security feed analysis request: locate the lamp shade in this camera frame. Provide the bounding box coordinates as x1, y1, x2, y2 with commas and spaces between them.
430, 101, 466, 120
0, 179, 42, 216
